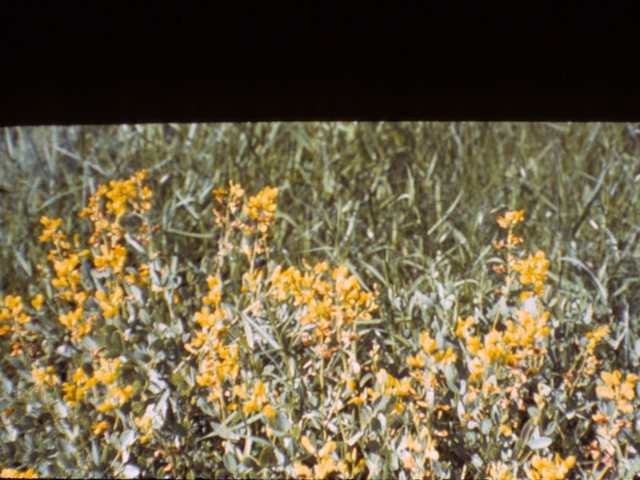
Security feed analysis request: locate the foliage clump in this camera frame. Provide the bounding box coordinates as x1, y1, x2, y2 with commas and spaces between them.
0, 163, 639, 479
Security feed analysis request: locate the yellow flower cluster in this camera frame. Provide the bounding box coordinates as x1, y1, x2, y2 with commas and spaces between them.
31, 366, 59, 387
294, 437, 350, 480
185, 273, 241, 408
375, 368, 416, 397
37, 171, 155, 349
38, 217, 66, 246
457, 309, 549, 383
232, 380, 276, 418
38, 217, 93, 342
400, 430, 439, 471
489, 460, 515, 480
245, 186, 278, 233
134, 410, 154, 445
585, 325, 609, 352
61, 357, 132, 413
524, 453, 575, 480
595, 370, 639, 415
496, 210, 525, 229
0, 468, 38, 479
0, 295, 32, 336
511, 251, 550, 297
268, 262, 377, 357
94, 243, 127, 275
78, 169, 152, 248
0, 295, 39, 358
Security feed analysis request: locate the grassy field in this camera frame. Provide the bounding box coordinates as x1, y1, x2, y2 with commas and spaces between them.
1, 122, 640, 479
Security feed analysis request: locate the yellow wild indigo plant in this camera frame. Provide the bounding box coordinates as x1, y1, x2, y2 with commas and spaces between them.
2, 166, 639, 480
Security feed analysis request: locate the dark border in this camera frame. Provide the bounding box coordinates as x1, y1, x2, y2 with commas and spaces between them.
1, 4, 637, 125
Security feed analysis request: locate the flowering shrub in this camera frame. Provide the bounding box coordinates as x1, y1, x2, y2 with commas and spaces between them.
0, 170, 639, 479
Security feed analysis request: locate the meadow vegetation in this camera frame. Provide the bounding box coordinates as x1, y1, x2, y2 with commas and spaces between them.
1, 123, 640, 478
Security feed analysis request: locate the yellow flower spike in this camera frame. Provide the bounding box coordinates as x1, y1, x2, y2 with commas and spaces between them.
58, 308, 84, 330
242, 398, 259, 415
468, 359, 485, 382
496, 210, 525, 229
620, 381, 635, 401
401, 452, 417, 470
72, 367, 88, 384
134, 169, 147, 183
313, 261, 329, 274
489, 461, 514, 480
526, 453, 575, 480
337, 461, 349, 476
617, 399, 634, 414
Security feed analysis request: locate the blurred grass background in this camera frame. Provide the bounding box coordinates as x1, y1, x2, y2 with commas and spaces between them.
2, 122, 640, 345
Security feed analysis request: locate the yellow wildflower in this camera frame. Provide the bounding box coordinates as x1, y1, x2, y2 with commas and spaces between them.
318, 440, 336, 458
405, 433, 422, 453
601, 370, 622, 386
496, 210, 525, 229
313, 456, 335, 480
301, 436, 316, 454
525, 454, 575, 480
261, 403, 277, 419
432, 346, 457, 366
92, 421, 108, 435
424, 437, 439, 461
456, 315, 474, 338
293, 464, 313, 478
96, 397, 117, 413
421, 331, 436, 354
31, 294, 44, 310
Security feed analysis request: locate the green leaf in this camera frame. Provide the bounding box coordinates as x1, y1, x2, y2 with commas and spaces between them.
139, 309, 152, 326
238, 311, 279, 350
347, 431, 364, 446
119, 430, 136, 450
427, 189, 464, 236
121, 464, 141, 478
132, 351, 151, 365
481, 418, 492, 435
91, 438, 101, 466
223, 453, 238, 475
528, 436, 552, 450
258, 446, 277, 468
110, 330, 123, 352
239, 311, 254, 349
